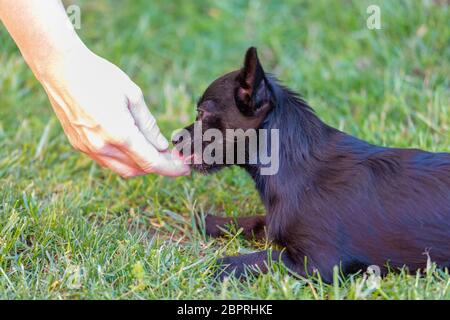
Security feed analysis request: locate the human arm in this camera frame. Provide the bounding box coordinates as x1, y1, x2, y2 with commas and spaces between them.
0, 0, 190, 177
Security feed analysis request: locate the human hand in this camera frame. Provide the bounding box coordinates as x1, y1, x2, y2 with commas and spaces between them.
39, 47, 190, 178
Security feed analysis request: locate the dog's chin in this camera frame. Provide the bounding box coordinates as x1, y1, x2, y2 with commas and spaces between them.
190, 163, 224, 175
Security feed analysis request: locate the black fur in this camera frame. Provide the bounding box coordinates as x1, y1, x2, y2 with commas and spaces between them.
174, 47, 450, 282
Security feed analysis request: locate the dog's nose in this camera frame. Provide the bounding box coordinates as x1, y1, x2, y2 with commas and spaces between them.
172, 135, 182, 146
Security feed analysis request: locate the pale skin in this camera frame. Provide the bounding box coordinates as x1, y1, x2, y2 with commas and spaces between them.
0, 0, 190, 178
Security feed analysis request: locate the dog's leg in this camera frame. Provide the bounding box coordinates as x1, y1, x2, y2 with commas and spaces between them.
216, 250, 310, 280
204, 214, 266, 240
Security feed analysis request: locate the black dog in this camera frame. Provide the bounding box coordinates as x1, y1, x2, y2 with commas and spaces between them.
173, 47, 450, 282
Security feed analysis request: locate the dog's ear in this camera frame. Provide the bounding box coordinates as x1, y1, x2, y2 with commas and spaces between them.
235, 47, 270, 117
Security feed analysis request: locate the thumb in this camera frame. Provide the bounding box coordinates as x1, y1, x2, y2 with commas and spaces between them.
128, 90, 169, 152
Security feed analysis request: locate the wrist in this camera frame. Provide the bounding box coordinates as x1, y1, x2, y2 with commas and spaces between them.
0, 0, 89, 82
34, 40, 90, 82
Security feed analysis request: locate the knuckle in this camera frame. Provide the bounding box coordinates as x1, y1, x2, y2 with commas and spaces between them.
129, 86, 144, 105
140, 161, 156, 173
112, 136, 131, 149
85, 136, 108, 155
107, 131, 132, 149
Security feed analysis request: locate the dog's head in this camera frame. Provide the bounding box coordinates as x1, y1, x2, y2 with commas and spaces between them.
173, 47, 275, 173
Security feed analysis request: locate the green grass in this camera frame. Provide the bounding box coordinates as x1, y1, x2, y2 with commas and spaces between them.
0, 0, 449, 299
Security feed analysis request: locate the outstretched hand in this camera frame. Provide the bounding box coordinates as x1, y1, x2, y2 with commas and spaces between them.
40, 47, 190, 178
0, 0, 190, 178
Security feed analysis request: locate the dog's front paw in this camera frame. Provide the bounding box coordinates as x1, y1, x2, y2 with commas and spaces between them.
204, 214, 226, 238
215, 256, 246, 281
195, 214, 221, 237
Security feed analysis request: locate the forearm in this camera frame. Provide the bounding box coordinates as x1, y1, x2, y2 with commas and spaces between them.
0, 0, 86, 80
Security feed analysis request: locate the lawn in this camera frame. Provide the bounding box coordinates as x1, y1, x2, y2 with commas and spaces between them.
0, 0, 449, 299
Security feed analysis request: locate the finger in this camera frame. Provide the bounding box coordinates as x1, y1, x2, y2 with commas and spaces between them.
84, 152, 133, 174
128, 91, 169, 152
47, 89, 156, 177
115, 127, 190, 177
82, 131, 140, 168
74, 129, 144, 177
84, 148, 145, 178
157, 149, 192, 177
96, 155, 145, 178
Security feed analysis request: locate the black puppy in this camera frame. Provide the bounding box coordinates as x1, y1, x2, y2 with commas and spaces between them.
173, 47, 450, 282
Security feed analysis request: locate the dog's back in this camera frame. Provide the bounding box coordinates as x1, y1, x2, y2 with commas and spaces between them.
284, 132, 450, 275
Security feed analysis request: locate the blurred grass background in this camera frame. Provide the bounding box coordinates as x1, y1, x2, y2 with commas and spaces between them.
0, 0, 449, 299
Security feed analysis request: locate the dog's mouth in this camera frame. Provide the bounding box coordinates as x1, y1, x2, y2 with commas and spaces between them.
173, 134, 227, 174
181, 153, 197, 164
177, 151, 220, 174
